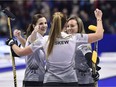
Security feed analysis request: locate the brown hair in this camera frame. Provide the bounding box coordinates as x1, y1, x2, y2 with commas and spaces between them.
26, 14, 46, 37
47, 12, 67, 57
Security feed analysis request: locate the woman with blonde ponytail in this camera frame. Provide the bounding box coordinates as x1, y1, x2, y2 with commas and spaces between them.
47, 12, 64, 57
6, 9, 104, 87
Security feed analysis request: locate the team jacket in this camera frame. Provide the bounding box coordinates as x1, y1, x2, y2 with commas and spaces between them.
75, 44, 94, 84
24, 33, 46, 81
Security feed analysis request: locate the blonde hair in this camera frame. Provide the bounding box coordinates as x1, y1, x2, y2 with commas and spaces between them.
67, 15, 85, 33
77, 17, 85, 33
47, 12, 66, 57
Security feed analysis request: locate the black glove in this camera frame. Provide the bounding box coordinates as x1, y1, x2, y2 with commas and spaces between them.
96, 65, 101, 71
6, 38, 20, 57
85, 52, 100, 70
6, 38, 16, 46
92, 71, 100, 81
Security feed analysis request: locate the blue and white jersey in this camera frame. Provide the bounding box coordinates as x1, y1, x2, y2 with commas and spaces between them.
30, 32, 88, 83
24, 33, 46, 81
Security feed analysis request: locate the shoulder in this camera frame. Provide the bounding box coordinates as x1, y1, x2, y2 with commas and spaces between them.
44, 35, 49, 38
77, 44, 91, 50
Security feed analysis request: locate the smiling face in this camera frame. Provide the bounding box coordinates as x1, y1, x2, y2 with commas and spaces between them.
66, 19, 78, 34
36, 17, 48, 35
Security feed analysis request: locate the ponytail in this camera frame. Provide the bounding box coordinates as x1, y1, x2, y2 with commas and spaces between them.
47, 12, 66, 57
26, 24, 34, 37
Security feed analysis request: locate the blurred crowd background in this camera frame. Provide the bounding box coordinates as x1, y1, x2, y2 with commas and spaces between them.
0, 0, 116, 37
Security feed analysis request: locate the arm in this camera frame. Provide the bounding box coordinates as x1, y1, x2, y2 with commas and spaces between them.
13, 29, 26, 47
88, 8, 104, 43
6, 38, 33, 56
12, 44, 33, 56
6, 38, 43, 56
28, 25, 39, 43
78, 44, 100, 69
28, 31, 37, 43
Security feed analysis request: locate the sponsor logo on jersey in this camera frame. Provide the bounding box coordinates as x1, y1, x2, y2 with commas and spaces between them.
55, 40, 69, 45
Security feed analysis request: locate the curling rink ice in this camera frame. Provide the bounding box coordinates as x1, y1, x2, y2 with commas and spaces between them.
0, 52, 116, 87
0, 55, 25, 87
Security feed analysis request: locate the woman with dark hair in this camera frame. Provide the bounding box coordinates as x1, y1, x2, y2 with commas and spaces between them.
13, 14, 48, 87
6, 8, 104, 87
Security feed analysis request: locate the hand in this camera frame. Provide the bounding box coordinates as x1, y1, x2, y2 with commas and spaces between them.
92, 71, 100, 81
34, 25, 40, 32
85, 52, 101, 69
13, 29, 21, 38
6, 38, 16, 46
6, 38, 20, 57
96, 65, 101, 71
94, 8, 103, 20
